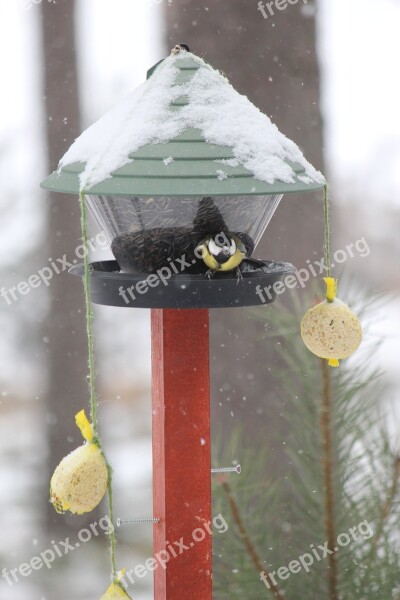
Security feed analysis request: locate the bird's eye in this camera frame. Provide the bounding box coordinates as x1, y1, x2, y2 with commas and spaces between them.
229, 239, 237, 254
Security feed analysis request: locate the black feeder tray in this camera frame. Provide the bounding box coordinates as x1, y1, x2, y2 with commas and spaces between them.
69, 258, 296, 309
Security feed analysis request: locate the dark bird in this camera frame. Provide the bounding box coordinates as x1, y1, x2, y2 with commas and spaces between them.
171, 43, 191, 55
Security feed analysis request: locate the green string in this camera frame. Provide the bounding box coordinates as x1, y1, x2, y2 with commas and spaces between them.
79, 190, 117, 581
323, 183, 331, 279
79, 191, 98, 435
107, 464, 117, 577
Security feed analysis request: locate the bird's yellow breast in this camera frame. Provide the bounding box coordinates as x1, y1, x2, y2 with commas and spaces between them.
198, 244, 245, 272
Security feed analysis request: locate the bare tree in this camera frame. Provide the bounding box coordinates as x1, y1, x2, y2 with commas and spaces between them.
40, 0, 90, 531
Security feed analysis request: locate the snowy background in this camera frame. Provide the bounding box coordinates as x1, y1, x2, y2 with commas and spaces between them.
0, 0, 399, 598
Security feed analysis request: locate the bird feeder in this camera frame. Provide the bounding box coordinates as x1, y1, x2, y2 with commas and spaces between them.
41, 47, 324, 600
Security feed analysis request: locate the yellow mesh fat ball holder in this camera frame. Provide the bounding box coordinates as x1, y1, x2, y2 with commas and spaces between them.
301, 277, 362, 367
300, 186, 362, 367
50, 410, 108, 515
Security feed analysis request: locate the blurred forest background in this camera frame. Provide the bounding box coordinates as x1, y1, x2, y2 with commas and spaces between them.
0, 0, 399, 599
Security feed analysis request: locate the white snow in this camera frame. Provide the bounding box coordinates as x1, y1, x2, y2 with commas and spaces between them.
163, 156, 174, 166
59, 52, 325, 191
298, 175, 314, 184
216, 169, 228, 181
216, 158, 240, 167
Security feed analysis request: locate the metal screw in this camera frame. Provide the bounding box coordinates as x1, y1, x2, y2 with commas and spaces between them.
211, 464, 241, 474
116, 517, 160, 527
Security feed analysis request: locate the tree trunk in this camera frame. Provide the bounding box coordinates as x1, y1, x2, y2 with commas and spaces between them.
40, 0, 91, 532
164, 0, 325, 463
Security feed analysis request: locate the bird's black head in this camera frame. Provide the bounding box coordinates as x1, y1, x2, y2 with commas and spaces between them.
171, 43, 191, 55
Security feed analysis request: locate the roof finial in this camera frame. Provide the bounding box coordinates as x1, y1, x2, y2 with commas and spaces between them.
171, 43, 191, 55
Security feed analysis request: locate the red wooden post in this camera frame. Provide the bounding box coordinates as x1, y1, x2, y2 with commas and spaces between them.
151, 308, 212, 600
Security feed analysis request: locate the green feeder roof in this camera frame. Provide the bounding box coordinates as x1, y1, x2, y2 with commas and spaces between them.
41, 52, 325, 197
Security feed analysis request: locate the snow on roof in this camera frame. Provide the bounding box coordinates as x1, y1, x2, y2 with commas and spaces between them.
59, 51, 325, 191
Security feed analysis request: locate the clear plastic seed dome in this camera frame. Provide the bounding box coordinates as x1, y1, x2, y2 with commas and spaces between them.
86, 193, 282, 272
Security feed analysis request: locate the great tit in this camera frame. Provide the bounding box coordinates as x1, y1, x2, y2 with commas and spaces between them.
196, 234, 246, 274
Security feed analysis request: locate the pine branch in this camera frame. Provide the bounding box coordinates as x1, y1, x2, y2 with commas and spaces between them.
372, 455, 400, 550
213, 290, 400, 598
320, 359, 338, 600
359, 454, 400, 593
221, 479, 285, 600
